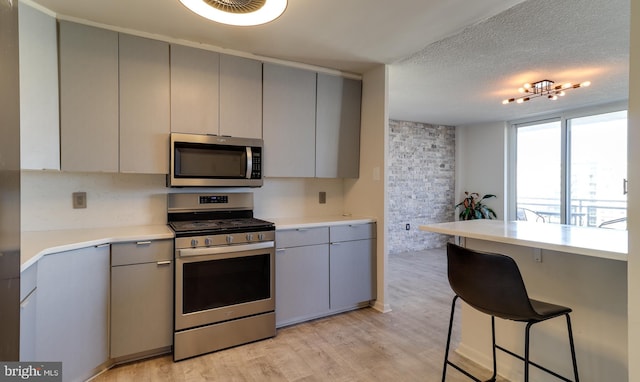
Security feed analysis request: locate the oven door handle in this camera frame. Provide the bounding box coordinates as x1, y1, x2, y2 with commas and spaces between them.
177, 241, 275, 257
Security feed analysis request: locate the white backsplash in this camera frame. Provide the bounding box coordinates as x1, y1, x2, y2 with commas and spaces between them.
21, 171, 345, 231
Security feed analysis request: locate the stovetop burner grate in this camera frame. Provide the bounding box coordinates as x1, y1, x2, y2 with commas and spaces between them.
169, 217, 273, 233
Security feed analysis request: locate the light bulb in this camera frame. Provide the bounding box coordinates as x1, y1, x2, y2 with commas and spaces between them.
580, 81, 591, 87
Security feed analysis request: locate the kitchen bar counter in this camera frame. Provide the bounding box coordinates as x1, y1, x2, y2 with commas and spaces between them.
269, 215, 376, 230
419, 219, 628, 381
20, 225, 174, 271
419, 219, 627, 261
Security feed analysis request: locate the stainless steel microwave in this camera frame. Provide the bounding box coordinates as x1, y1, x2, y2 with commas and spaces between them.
168, 133, 263, 188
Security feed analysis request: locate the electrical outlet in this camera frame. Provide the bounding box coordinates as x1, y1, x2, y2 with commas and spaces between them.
405, 223, 411, 230
319, 191, 326, 204
533, 248, 542, 263
73, 192, 87, 209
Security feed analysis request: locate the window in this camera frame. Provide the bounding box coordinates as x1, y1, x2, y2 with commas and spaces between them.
515, 109, 627, 229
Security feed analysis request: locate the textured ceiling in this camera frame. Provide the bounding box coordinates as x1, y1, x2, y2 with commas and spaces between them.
29, 0, 629, 126
389, 0, 630, 125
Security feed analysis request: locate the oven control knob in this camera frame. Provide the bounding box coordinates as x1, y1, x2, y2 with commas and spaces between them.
226, 235, 234, 244
258, 233, 265, 241
204, 238, 213, 246
246, 234, 254, 242
190, 239, 198, 247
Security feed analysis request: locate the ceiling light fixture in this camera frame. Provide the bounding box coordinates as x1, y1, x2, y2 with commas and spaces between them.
179, 0, 287, 26
502, 79, 591, 105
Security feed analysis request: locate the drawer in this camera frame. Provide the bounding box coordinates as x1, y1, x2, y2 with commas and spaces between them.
20, 262, 38, 301
276, 227, 329, 248
111, 239, 173, 266
330, 223, 376, 242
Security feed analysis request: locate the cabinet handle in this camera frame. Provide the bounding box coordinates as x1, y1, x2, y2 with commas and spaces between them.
276, 248, 286, 253
330, 242, 341, 246
137, 241, 152, 246
20, 288, 36, 309
157, 261, 171, 266
95, 243, 110, 248
296, 228, 308, 232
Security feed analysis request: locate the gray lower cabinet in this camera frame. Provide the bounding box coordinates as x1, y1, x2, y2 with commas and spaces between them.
36, 245, 110, 382
275, 223, 376, 327
329, 223, 376, 311
110, 240, 173, 362
275, 227, 329, 327
110, 240, 173, 360
19, 262, 38, 361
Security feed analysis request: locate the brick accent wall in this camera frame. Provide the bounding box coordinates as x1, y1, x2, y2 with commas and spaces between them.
388, 120, 455, 254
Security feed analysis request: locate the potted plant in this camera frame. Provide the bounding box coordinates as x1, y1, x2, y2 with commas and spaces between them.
455, 192, 497, 220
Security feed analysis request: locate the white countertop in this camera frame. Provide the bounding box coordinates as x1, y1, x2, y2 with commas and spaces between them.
19, 216, 377, 271
21, 225, 175, 271
419, 220, 627, 262
269, 215, 376, 230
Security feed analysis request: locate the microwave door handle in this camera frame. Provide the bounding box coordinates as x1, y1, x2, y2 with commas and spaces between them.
246, 146, 252, 179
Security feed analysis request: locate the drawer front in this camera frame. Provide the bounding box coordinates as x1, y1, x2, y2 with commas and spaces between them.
330, 223, 376, 242
111, 239, 173, 266
276, 227, 329, 248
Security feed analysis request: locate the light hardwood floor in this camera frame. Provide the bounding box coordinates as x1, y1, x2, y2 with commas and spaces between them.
93, 248, 506, 381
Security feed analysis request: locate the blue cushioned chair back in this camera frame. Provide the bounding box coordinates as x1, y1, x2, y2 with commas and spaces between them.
446, 242, 538, 321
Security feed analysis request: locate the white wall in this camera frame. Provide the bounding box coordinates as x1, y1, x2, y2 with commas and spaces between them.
344, 64, 389, 313
20, 171, 346, 231
627, 0, 639, 379
455, 121, 507, 220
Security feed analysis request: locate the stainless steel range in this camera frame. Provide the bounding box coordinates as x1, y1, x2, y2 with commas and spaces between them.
168, 192, 276, 361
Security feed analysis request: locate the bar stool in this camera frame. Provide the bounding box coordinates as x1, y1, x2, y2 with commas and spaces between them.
442, 243, 579, 382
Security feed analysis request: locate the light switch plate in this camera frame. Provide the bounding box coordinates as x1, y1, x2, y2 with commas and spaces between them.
73, 192, 87, 209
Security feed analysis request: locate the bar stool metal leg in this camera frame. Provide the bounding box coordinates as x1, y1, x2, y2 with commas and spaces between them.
565, 314, 580, 382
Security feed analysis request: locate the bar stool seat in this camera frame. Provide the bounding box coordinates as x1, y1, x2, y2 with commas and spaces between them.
442, 242, 579, 382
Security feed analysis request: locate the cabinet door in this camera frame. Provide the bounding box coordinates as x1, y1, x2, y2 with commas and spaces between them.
36, 246, 110, 382
220, 54, 263, 138
59, 21, 119, 172
19, 262, 37, 361
119, 34, 170, 174
276, 244, 329, 327
19, 289, 37, 361
316, 74, 362, 178
19, 3, 59, 170
111, 261, 173, 358
263, 63, 317, 177
329, 239, 375, 311
170, 44, 219, 135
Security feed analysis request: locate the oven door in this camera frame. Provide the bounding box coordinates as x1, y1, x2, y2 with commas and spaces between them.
175, 241, 275, 331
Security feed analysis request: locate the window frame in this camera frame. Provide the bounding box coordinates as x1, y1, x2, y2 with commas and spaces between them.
507, 101, 628, 224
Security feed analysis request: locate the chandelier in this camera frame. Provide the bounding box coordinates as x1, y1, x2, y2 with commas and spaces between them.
502, 79, 591, 105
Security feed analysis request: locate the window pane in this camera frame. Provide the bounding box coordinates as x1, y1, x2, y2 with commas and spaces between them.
569, 111, 627, 228
516, 121, 562, 223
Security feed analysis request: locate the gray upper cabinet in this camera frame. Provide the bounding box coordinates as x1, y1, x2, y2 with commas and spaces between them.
316, 74, 362, 178
59, 21, 119, 172
170, 44, 220, 135
19, 3, 59, 171
119, 34, 170, 174
219, 54, 263, 139
263, 63, 317, 177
